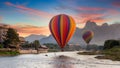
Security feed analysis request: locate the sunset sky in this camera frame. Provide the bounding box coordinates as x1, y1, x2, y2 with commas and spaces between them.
0, 0, 120, 37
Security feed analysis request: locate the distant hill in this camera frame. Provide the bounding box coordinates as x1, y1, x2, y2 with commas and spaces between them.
40, 21, 120, 46
25, 34, 46, 42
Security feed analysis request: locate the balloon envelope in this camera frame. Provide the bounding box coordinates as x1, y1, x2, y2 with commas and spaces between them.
49, 14, 76, 48
82, 31, 94, 44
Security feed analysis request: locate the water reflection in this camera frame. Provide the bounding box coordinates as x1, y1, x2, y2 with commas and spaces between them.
53, 55, 75, 68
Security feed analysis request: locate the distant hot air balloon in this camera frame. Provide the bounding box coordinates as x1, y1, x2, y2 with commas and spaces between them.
49, 14, 76, 51
82, 31, 94, 45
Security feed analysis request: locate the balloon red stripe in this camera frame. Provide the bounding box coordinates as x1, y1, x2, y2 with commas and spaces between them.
49, 14, 76, 48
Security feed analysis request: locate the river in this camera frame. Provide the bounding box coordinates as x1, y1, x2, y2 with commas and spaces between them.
0, 51, 120, 68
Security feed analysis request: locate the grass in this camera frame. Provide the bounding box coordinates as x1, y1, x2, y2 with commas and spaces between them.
77, 47, 120, 61
77, 46, 120, 61
0, 51, 19, 56
96, 47, 120, 61
48, 49, 59, 52
77, 51, 101, 55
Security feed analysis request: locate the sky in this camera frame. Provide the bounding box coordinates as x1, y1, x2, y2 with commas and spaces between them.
0, 0, 120, 37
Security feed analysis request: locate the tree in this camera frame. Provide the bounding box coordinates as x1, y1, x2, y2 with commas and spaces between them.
21, 41, 30, 48
104, 40, 120, 49
33, 40, 40, 50
3, 28, 20, 48
0, 44, 3, 48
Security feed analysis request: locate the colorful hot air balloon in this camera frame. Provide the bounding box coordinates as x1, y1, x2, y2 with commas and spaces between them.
49, 14, 76, 51
82, 31, 94, 44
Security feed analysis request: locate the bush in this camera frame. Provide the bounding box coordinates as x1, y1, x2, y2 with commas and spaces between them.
104, 40, 120, 49
0, 44, 3, 48
0, 50, 19, 56
102, 46, 120, 55
99, 46, 120, 61
77, 51, 101, 55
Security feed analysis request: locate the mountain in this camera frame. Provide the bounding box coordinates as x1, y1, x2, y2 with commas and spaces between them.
40, 35, 56, 44
84, 21, 98, 29
40, 21, 120, 46
25, 34, 46, 42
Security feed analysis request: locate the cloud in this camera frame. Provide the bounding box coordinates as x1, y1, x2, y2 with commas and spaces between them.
107, 9, 120, 17
5, 2, 54, 18
54, 4, 115, 24
4, 1, 120, 36
5, 2, 13, 6
0, 16, 3, 22
76, 6, 120, 24
77, 7, 106, 11
4, 2, 112, 25
11, 24, 50, 37
74, 13, 107, 24
112, 2, 120, 7
54, 0, 78, 11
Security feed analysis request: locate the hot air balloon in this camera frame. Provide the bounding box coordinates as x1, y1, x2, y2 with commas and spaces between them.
82, 31, 94, 45
49, 14, 76, 51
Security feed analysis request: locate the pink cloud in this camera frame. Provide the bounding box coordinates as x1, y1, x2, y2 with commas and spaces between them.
58, 6, 109, 24
75, 13, 107, 24
80, 13, 104, 18
5, 2, 54, 18
11, 24, 50, 37
4, 1, 120, 30
0, 16, 3, 22
5, 2, 14, 6
112, 2, 120, 7
107, 9, 120, 15
77, 7, 106, 11
75, 6, 120, 24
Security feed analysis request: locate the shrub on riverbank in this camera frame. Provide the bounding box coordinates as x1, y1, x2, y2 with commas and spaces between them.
78, 39, 120, 61
48, 49, 59, 52
0, 44, 3, 48
103, 40, 120, 49
77, 47, 120, 61
96, 46, 120, 61
77, 51, 101, 55
0, 50, 19, 56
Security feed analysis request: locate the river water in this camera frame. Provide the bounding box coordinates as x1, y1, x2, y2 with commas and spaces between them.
0, 52, 120, 68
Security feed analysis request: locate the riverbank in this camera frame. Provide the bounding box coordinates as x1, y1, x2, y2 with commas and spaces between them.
96, 47, 120, 61
0, 48, 48, 56
0, 51, 19, 56
0, 48, 19, 56
77, 47, 120, 61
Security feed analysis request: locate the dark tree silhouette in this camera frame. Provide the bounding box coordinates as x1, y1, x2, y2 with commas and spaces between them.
3, 28, 20, 48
